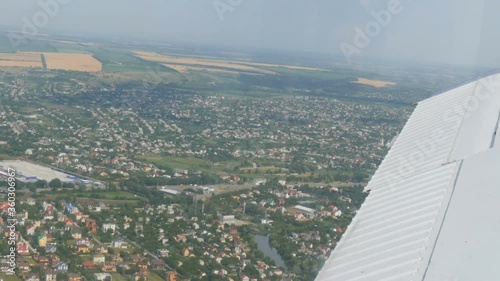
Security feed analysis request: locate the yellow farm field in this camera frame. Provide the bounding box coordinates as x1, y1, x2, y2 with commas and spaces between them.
0, 53, 42, 68
136, 51, 331, 74
353, 77, 396, 87
0, 52, 102, 72
36, 52, 102, 72
136, 51, 276, 75
164, 64, 189, 73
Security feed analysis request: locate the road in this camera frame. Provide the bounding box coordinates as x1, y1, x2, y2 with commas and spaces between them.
19, 234, 37, 255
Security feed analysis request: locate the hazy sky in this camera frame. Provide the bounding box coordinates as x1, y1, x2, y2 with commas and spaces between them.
1, 0, 499, 67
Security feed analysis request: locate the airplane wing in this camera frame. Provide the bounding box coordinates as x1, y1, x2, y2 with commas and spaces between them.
315, 73, 500, 281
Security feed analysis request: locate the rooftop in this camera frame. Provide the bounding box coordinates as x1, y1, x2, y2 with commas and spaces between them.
0, 160, 99, 184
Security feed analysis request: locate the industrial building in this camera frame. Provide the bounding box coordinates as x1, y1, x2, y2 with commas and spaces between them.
0, 160, 99, 186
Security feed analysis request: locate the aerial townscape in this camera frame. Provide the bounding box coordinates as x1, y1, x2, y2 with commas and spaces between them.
0, 2, 486, 280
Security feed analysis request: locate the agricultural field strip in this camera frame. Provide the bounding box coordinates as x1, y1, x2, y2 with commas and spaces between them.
136, 51, 279, 74
352, 77, 396, 87
0, 52, 102, 72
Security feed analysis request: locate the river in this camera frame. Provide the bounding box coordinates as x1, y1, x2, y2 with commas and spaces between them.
254, 234, 286, 268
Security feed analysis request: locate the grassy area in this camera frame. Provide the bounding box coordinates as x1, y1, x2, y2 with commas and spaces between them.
16, 39, 57, 52
51, 42, 94, 53
111, 273, 128, 281
148, 272, 166, 281
40, 54, 47, 70
138, 154, 285, 176
240, 166, 288, 172
81, 255, 91, 262
22, 256, 37, 266
39, 190, 147, 201
107, 247, 136, 255
0, 273, 22, 281
89, 48, 171, 73
74, 198, 144, 206
215, 89, 287, 98
138, 154, 213, 171
0, 154, 14, 160
41, 102, 89, 115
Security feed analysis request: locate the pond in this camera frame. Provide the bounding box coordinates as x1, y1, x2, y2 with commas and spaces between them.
254, 234, 286, 268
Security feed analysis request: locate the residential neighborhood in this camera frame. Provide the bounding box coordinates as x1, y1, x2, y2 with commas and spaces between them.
0, 74, 410, 187
0, 176, 365, 280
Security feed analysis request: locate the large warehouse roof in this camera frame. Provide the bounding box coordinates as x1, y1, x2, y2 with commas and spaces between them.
0, 160, 89, 183
315, 73, 500, 281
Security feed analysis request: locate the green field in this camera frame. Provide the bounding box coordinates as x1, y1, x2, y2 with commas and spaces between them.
51, 42, 94, 53
0, 36, 15, 53
214, 89, 288, 98
138, 154, 212, 171
39, 190, 146, 201
259, 66, 352, 80
138, 154, 273, 175
89, 47, 172, 73
40, 54, 47, 70
16, 39, 57, 52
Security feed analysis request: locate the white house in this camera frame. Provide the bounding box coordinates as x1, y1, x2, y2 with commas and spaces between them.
94, 273, 112, 281
111, 238, 128, 249
220, 215, 235, 225
102, 223, 117, 233
93, 254, 106, 264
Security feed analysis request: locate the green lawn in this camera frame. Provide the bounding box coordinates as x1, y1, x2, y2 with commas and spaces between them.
111, 273, 128, 281
108, 247, 136, 255
148, 272, 166, 281
80, 255, 91, 262
22, 256, 36, 266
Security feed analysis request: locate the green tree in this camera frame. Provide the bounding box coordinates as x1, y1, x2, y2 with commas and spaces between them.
50, 178, 62, 188
35, 180, 47, 188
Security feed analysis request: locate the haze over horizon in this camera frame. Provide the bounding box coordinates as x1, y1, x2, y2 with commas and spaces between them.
1, 0, 499, 68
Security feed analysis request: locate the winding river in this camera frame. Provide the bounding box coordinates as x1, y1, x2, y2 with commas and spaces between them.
254, 234, 286, 268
